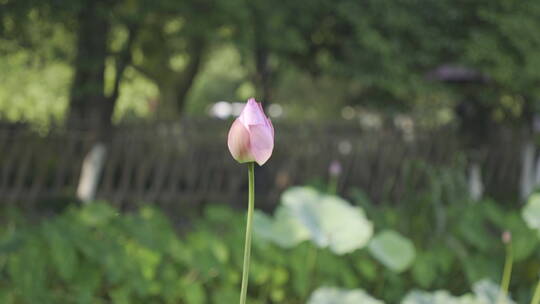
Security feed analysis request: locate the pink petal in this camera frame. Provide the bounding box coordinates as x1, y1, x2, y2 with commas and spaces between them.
248, 124, 274, 165
256, 101, 265, 114
239, 98, 267, 127
227, 119, 254, 163
266, 117, 274, 138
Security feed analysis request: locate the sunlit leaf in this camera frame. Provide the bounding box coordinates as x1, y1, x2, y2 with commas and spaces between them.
253, 209, 310, 248
401, 290, 476, 304
368, 230, 416, 273
473, 279, 515, 304
522, 194, 540, 237
308, 287, 384, 304
402, 280, 515, 304
254, 187, 373, 254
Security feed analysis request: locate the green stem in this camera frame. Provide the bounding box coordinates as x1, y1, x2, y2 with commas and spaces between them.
328, 176, 338, 195
531, 279, 540, 304
498, 244, 513, 304
240, 162, 255, 304
303, 245, 319, 300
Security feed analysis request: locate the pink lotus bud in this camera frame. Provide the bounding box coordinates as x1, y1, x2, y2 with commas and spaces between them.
329, 160, 342, 177
502, 231, 512, 244
227, 98, 274, 166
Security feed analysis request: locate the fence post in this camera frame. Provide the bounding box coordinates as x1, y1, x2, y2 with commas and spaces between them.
520, 141, 536, 201
77, 142, 107, 203
468, 162, 483, 201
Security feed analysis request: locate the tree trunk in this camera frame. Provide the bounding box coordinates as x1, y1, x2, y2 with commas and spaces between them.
156, 82, 179, 120
175, 38, 205, 114
67, 0, 111, 133
67, 1, 138, 202
153, 39, 206, 119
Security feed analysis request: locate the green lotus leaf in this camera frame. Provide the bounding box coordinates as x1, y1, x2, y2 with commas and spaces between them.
522, 194, 540, 237
308, 287, 384, 304
402, 280, 514, 304
255, 187, 373, 254
402, 290, 477, 304
368, 230, 416, 273
253, 209, 310, 248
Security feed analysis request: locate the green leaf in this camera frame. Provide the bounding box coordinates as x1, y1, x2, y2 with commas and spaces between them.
0, 288, 15, 304
462, 255, 499, 285
522, 193, 540, 236
70, 262, 102, 302
412, 253, 437, 288
308, 287, 384, 304
368, 230, 416, 273
255, 187, 373, 254
504, 214, 538, 261
7, 235, 49, 303
473, 279, 515, 304
402, 280, 515, 304
42, 221, 78, 281
77, 202, 118, 227
355, 259, 377, 282
402, 290, 476, 304
181, 280, 207, 304
110, 287, 131, 304
253, 209, 310, 248
0, 235, 23, 255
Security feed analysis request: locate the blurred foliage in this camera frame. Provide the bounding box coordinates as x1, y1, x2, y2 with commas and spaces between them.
1, 178, 540, 303
0, 51, 156, 125
0, 52, 70, 125
523, 193, 540, 237
368, 230, 415, 274
308, 287, 384, 304
254, 186, 374, 254
400, 279, 514, 304
1, 0, 540, 125
309, 280, 514, 304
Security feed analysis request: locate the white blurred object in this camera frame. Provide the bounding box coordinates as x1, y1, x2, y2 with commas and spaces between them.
341, 106, 355, 120
308, 287, 384, 304
394, 114, 415, 142
468, 162, 483, 201
209, 101, 232, 119
77, 143, 107, 203
268, 103, 283, 118
358, 112, 382, 129
338, 140, 352, 155
520, 141, 535, 200
231, 102, 245, 116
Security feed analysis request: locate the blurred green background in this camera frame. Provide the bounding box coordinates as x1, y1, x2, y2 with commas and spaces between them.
2, 0, 540, 303
2, 0, 540, 126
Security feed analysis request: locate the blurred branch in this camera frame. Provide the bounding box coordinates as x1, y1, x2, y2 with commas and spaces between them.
132, 63, 159, 80
107, 23, 139, 104
102, 22, 139, 123
173, 37, 207, 113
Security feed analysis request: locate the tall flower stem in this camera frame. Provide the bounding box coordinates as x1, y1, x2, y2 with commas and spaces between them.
240, 162, 255, 304
303, 245, 319, 301
498, 242, 513, 304
531, 279, 540, 304
328, 176, 338, 195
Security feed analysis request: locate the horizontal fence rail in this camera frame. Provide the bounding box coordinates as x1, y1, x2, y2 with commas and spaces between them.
0, 119, 529, 212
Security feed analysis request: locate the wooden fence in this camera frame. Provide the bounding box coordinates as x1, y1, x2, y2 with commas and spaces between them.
0, 119, 529, 212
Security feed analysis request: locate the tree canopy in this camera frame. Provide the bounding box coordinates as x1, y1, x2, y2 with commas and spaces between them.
1, 0, 539, 127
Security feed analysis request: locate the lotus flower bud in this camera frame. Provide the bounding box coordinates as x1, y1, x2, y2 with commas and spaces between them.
329, 160, 342, 177
502, 231, 512, 244
227, 98, 274, 166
